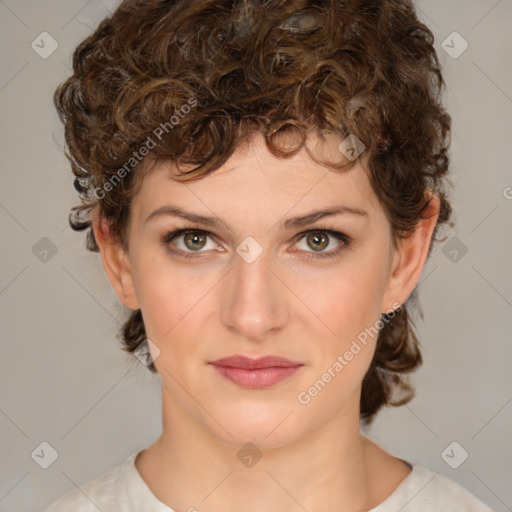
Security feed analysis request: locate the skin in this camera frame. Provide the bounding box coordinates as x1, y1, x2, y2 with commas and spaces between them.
91, 131, 440, 512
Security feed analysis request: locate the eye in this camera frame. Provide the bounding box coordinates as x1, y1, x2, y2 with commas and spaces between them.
161, 226, 352, 260
162, 228, 218, 257
293, 228, 352, 260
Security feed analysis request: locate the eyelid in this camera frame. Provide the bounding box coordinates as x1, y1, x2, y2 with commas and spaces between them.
291, 227, 352, 258
162, 224, 352, 258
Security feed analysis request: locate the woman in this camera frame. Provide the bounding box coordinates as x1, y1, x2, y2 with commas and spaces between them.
46, 0, 493, 510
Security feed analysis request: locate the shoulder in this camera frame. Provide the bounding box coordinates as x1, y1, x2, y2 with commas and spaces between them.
412, 466, 493, 510
44, 454, 135, 512
374, 464, 494, 511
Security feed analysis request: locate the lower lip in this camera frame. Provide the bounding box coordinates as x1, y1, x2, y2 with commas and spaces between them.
211, 365, 302, 389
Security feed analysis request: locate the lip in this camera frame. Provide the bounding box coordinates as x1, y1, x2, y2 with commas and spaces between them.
208, 355, 304, 389
209, 355, 302, 369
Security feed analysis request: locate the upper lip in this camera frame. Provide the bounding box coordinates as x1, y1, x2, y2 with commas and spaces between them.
209, 355, 303, 370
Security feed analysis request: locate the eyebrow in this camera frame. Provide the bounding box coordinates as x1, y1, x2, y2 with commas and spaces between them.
144, 204, 368, 231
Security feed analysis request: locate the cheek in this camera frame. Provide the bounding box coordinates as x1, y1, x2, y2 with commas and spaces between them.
291, 249, 390, 408
297, 252, 389, 345
294, 270, 385, 416
131, 256, 219, 353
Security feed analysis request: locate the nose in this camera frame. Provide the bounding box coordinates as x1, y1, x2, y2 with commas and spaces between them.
219, 249, 290, 342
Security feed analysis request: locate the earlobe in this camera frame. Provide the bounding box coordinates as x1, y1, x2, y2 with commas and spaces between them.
91, 207, 140, 310
381, 191, 440, 314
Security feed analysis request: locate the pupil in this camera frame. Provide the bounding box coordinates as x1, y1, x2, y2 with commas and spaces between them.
310, 233, 327, 251
186, 233, 205, 250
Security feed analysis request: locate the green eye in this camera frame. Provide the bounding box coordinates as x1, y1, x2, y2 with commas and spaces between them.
162, 227, 352, 260
294, 229, 352, 260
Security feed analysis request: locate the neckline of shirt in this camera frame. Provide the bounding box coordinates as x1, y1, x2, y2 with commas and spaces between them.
117, 450, 428, 512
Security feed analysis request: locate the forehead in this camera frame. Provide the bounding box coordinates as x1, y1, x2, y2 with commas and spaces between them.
131, 132, 381, 225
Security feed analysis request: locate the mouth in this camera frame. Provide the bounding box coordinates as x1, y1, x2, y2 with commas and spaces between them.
208, 355, 304, 389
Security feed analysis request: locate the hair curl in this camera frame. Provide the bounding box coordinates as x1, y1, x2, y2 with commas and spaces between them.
54, 0, 454, 426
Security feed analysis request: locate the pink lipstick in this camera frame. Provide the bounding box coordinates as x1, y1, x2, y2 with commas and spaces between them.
208, 355, 303, 389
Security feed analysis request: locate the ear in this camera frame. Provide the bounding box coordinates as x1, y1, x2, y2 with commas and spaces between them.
381, 191, 440, 314
91, 206, 140, 310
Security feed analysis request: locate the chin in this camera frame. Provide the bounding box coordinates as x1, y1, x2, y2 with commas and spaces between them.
210, 407, 302, 451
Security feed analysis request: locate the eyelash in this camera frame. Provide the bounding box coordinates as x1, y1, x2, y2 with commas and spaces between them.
161, 224, 352, 261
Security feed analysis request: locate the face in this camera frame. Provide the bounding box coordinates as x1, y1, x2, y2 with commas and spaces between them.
93, 131, 438, 449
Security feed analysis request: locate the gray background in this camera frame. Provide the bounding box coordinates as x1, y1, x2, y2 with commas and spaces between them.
0, 0, 511, 510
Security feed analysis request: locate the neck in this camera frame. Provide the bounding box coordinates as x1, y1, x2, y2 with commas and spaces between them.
134, 384, 404, 512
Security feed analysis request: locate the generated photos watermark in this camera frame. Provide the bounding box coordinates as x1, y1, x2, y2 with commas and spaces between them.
93, 97, 198, 199
297, 302, 402, 405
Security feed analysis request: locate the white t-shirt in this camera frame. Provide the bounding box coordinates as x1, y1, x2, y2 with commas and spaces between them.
44, 450, 493, 511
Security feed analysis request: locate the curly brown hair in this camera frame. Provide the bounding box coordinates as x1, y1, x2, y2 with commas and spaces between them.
54, 0, 453, 426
